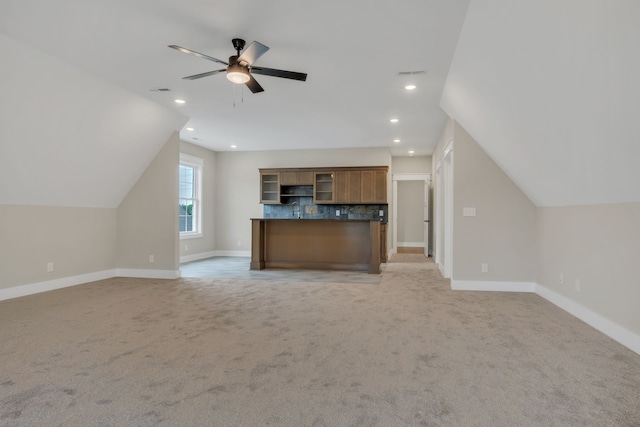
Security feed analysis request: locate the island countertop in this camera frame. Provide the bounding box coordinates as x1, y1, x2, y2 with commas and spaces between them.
250, 218, 379, 222
250, 218, 381, 274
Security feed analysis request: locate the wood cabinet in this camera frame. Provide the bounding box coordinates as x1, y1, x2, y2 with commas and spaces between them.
260, 172, 280, 204
280, 171, 314, 186
334, 170, 361, 203
314, 172, 335, 203
361, 169, 387, 203
259, 166, 387, 204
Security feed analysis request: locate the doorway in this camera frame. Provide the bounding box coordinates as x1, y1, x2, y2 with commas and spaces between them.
392, 173, 431, 257
435, 139, 454, 278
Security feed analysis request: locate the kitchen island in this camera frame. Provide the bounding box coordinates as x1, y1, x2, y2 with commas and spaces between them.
250, 219, 381, 274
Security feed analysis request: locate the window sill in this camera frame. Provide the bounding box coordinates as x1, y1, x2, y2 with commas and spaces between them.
180, 232, 203, 240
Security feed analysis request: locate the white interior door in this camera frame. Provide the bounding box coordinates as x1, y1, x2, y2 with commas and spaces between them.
423, 180, 430, 257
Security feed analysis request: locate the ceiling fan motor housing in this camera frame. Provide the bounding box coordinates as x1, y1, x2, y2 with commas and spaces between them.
232, 38, 246, 54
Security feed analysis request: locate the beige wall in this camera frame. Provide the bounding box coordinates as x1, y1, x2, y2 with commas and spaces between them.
179, 141, 217, 258
391, 156, 432, 174
432, 118, 536, 282
214, 148, 392, 252
117, 132, 179, 272
451, 122, 536, 282
537, 202, 640, 337
0, 205, 117, 289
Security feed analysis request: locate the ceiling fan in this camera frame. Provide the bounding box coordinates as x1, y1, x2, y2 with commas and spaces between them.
168, 38, 307, 93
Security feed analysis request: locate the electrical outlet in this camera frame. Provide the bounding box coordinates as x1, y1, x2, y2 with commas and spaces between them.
575, 279, 581, 292
336, 209, 340, 216
481, 263, 488, 273
379, 210, 384, 217
47, 262, 54, 272
559, 273, 564, 284
237, 240, 242, 247
149, 255, 155, 264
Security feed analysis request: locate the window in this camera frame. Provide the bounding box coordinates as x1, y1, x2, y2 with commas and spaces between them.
179, 154, 203, 238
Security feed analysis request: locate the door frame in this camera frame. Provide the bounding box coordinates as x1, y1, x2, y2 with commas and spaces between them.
391, 173, 431, 257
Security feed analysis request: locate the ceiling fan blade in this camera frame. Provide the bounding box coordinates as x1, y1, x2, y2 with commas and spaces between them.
237, 41, 269, 66
245, 74, 264, 93
182, 69, 227, 80
168, 45, 228, 65
251, 66, 307, 81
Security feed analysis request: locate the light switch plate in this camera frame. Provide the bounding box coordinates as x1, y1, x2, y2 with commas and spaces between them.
463, 207, 476, 217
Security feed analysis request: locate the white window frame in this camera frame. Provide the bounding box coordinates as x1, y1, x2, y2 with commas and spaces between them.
179, 153, 204, 239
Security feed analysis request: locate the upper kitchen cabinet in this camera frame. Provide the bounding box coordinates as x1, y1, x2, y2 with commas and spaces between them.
335, 170, 362, 203
260, 172, 280, 204
259, 166, 387, 204
314, 172, 335, 203
361, 169, 387, 203
280, 171, 314, 186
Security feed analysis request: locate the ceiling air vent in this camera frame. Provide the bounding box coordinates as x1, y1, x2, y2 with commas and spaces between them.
149, 88, 171, 92
397, 71, 427, 76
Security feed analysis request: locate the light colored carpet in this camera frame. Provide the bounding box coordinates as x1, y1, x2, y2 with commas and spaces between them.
1, 261, 639, 426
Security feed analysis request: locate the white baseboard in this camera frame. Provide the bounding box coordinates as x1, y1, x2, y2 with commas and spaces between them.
213, 250, 251, 257
115, 269, 181, 279
180, 251, 217, 263
536, 284, 640, 356
0, 267, 183, 302
397, 241, 424, 248
451, 280, 536, 292
0, 269, 117, 301
180, 250, 251, 264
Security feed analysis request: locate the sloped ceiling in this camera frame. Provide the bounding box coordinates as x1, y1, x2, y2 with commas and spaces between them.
0, 0, 470, 157
441, 1, 640, 207
0, 33, 187, 207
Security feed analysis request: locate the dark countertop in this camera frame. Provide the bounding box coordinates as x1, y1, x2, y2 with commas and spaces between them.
251, 218, 383, 222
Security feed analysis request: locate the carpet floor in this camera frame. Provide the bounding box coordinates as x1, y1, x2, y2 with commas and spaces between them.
1, 255, 639, 426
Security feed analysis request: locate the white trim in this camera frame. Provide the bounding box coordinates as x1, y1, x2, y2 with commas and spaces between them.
451, 280, 536, 293
212, 250, 251, 257
180, 251, 217, 263
179, 250, 251, 264
392, 173, 430, 182
0, 269, 117, 301
397, 241, 425, 248
116, 269, 181, 279
443, 137, 454, 157
391, 173, 431, 256
536, 284, 640, 356
180, 153, 204, 167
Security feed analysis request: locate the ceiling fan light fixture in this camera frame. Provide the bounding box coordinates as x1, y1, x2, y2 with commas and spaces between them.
227, 63, 250, 84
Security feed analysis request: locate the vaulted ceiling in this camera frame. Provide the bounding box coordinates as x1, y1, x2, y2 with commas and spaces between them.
1, 1, 638, 208
442, 1, 640, 206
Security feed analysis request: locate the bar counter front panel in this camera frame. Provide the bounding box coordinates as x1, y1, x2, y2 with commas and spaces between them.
251, 219, 381, 274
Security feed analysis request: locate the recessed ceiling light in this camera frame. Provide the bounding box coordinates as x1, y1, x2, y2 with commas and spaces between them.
393, 139, 401, 143
405, 85, 417, 90
408, 150, 415, 154
230, 145, 237, 148
174, 99, 186, 104
390, 118, 399, 123
185, 127, 194, 131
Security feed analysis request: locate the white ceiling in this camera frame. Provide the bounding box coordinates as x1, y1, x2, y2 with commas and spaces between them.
0, 0, 470, 157
441, 0, 640, 206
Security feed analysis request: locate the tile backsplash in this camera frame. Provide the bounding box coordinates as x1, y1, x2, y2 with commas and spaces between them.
264, 197, 388, 223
